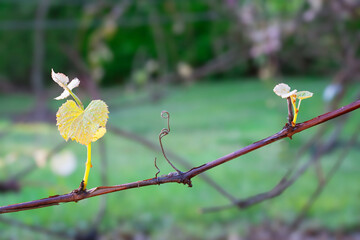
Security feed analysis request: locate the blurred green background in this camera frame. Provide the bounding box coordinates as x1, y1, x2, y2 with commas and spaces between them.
0, 0, 360, 239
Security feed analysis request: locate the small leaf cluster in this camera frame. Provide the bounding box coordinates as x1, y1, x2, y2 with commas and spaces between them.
52, 69, 109, 145
273, 83, 313, 126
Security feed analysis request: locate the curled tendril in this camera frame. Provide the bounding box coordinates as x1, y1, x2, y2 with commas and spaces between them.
159, 111, 170, 138
158, 111, 182, 174
161, 110, 170, 121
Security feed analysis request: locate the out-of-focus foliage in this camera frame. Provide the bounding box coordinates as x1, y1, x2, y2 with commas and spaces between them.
0, 0, 359, 88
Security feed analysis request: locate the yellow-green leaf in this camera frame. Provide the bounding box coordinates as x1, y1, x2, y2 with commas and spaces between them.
92, 127, 106, 142
56, 100, 109, 145
296, 91, 313, 100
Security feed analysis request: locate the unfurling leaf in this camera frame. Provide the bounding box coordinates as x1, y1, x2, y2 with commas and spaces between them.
52, 69, 81, 100
56, 100, 109, 145
296, 91, 313, 100
273, 83, 297, 98
52, 69, 69, 88
55, 78, 80, 100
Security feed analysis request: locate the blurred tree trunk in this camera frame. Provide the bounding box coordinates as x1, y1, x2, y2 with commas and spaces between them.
31, 0, 49, 121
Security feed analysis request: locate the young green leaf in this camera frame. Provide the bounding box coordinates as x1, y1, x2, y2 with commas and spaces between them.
296, 91, 313, 100
273, 83, 314, 126
56, 100, 109, 145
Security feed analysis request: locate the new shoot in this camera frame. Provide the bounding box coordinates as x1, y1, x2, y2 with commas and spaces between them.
273, 83, 313, 126
52, 69, 109, 190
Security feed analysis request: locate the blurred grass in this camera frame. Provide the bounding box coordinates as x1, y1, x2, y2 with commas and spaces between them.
0, 79, 359, 239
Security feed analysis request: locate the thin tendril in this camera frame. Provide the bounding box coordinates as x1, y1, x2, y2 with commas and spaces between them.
159, 111, 182, 174
161, 111, 170, 132
154, 158, 160, 177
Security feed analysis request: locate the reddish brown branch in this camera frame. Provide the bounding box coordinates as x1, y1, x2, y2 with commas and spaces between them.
0, 99, 359, 214
202, 114, 349, 213
186, 99, 360, 178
